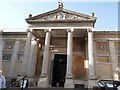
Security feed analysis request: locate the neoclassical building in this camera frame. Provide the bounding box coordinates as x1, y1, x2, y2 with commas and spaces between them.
0, 3, 120, 88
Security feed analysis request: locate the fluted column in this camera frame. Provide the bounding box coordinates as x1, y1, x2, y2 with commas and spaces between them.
21, 29, 32, 75
88, 29, 96, 88
27, 38, 38, 77
65, 28, 74, 88
88, 29, 95, 79
38, 29, 51, 87
9, 40, 20, 77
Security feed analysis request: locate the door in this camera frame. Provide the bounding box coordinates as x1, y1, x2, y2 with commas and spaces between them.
51, 54, 67, 87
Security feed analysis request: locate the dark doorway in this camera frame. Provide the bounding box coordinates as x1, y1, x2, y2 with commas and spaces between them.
52, 54, 67, 87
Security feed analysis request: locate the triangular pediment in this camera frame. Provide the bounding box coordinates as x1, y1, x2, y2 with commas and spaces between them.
26, 8, 96, 23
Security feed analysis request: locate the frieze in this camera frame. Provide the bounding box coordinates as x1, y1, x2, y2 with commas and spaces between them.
38, 12, 88, 21
29, 22, 92, 27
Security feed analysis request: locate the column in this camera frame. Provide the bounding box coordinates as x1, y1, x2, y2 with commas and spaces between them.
88, 29, 95, 78
38, 29, 51, 87
88, 29, 96, 88
0, 31, 2, 70
109, 40, 119, 80
21, 29, 32, 75
27, 38, 38, 77
64, 28, 74, 88
9, 40, 20, 77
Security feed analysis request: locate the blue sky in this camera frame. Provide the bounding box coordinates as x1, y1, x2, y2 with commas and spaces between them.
0, 2, 118, 31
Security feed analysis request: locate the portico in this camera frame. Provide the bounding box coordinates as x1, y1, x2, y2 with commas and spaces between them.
22, 27, 95, 88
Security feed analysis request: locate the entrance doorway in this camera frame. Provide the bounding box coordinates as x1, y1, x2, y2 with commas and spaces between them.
52, 54, 67, 87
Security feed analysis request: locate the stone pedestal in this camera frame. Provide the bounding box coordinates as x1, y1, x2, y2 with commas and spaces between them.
38, 75, 49, 88
64, 77, 74, 88
88, 79, 97, 88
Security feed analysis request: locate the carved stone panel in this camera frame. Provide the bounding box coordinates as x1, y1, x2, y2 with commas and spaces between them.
96, 63, 112, 79
97, 56, 109, 63
96, 42, 109, 54
4, 40, 15, 51
18, 40, 26, 52
38, 11, 89, 21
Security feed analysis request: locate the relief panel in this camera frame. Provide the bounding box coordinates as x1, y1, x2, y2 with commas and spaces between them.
96, 42, 109, 54
97, 56, 110, 63
96, 63, 112, 79
38, 11, 90, 21
18, 40, 26, 52
4, 40, 15, 51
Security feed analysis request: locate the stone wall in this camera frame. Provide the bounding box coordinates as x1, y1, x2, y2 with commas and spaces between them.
94, 31, 120, 80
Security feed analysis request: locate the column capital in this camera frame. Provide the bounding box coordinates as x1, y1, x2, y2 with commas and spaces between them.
27, 28, 32, 32
44, 28, 51, 33
87, 28, 93, 32
67, 28, 74, 32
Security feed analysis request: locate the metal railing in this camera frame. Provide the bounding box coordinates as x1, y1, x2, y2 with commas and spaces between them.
97, 80, 120, 90
6, 76, 28, 90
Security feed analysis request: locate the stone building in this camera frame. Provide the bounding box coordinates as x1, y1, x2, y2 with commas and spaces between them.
0, 3, 120, 88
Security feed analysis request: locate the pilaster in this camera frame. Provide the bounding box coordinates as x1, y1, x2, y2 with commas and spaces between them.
109, 40, 119, 80
9, 40, 20, 77
27, 38, 38, 77
21, 29, 32, 75
0, 30, 3, 70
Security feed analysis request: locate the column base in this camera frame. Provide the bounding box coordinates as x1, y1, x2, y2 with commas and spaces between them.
88, 79, 97, 88
38, 75, 49, 88
64, 77, 74, 88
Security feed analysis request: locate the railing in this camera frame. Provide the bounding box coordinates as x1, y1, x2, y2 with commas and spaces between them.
6, 76, 28, 90
97, 80, 120, 90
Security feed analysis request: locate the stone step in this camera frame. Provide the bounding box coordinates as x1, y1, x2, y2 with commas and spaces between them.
6, 87, 89, 90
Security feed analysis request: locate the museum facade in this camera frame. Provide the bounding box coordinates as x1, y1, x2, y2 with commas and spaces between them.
0, 3, 120, 88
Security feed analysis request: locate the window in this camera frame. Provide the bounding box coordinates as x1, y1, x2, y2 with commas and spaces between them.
17, 54, 24, 61
2, 54, 12, 60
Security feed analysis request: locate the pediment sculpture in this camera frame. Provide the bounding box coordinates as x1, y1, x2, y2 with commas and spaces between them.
38, 12, 89, 21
